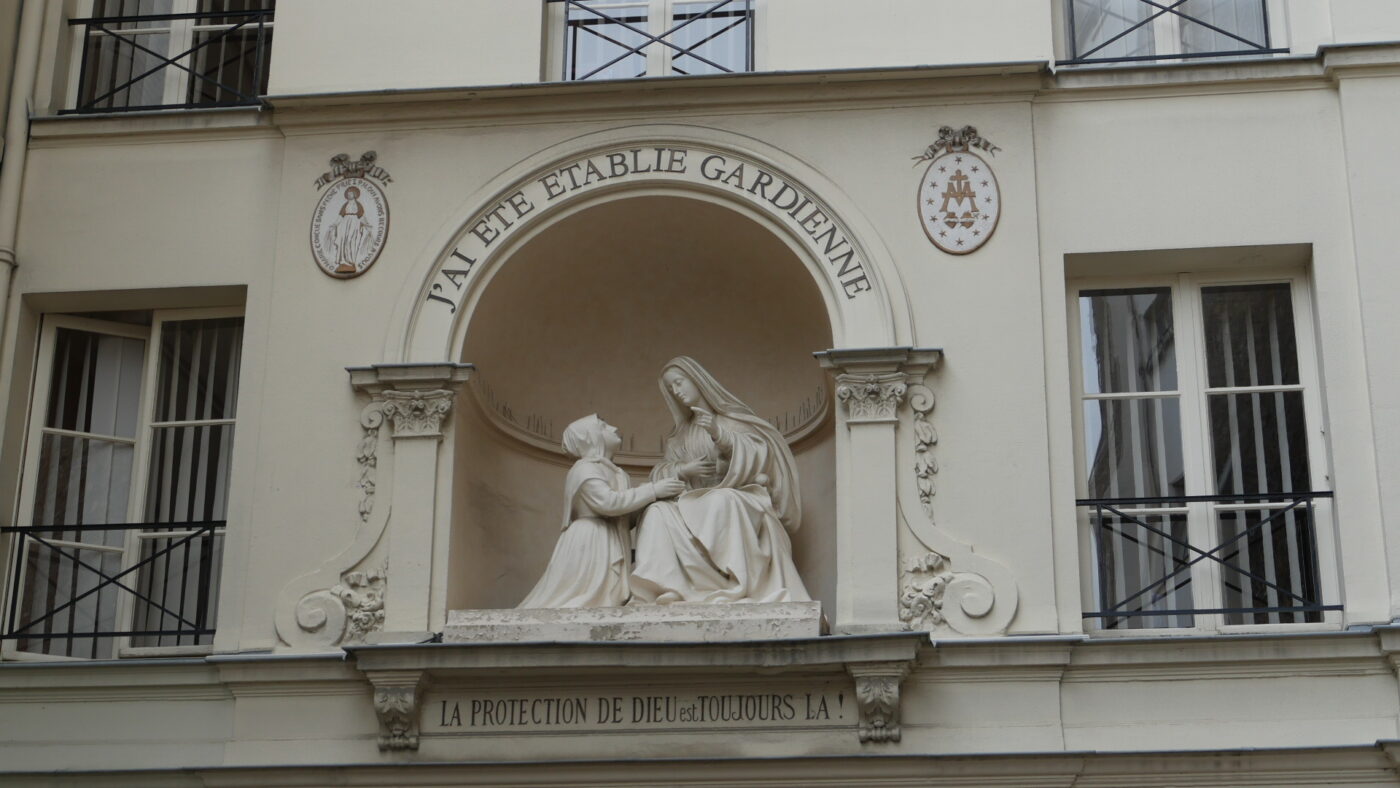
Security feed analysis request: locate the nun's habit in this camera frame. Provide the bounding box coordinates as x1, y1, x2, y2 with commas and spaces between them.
517, 415, 659, 609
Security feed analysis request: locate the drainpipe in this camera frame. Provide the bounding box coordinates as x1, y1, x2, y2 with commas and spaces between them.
0, 0, 44, 335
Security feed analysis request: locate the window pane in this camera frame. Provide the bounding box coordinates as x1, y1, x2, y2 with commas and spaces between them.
1070, 0, 1155, 60
45, 328, 144, 438
1208, 390, 1310, 496
1218, 505, 1322, 625
1179, 0, 1267, 53
670, 1, 751, 76
79, 31, 171, 109
187, 27, 271, 104
129, 529, 223, 648
198, 0, 274, 12
153, 317, 244, 422
1084, 398, 1185, 499
94, 0, 175, 29
1202, 283, 1299, 388
16, 545, 122, 659
32, 435, 134, 535
144, 424, 235, 523
565, 1, 649, 80
1079, 287, 1177, 394
1091, 511, 1193, 629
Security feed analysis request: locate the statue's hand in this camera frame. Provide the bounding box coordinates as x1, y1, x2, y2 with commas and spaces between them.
653, 478, 686, 499
690, 407, 719, 438
680, 458, 716, 480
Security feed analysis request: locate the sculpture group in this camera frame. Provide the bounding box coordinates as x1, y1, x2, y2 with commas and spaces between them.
518, 356, 811, 609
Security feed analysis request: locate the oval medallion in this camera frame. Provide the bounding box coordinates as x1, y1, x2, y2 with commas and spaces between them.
311, 176, 390, 278
917, 150, 999, 255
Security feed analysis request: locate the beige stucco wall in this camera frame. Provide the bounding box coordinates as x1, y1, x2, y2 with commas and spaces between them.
266, 0, 546, 95
4, 6, 1400, 782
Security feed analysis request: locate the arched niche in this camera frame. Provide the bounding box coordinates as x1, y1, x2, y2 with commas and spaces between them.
449, 194, 836, 613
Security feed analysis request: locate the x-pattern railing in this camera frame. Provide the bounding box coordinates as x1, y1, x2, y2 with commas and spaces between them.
1078, 492, 1337, 624
552, 0, 752, 80
1061, 0, 1286, 65
65, 8, 271, 114
2, 521, 224, 642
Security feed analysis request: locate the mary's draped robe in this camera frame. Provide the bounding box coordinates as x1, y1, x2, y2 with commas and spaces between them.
631, 359, 811, 604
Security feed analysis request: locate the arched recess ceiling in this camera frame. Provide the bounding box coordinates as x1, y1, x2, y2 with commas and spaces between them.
391, 128, 911, 365
463, 195, 832, 465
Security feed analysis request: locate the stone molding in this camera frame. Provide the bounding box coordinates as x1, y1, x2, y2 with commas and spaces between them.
846, 660, 913, 744
273, 363, 472, 651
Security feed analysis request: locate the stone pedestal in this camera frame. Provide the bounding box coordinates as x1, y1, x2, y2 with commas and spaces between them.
444, 602, 825, 643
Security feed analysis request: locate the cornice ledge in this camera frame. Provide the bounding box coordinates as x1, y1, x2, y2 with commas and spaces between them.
347, 362, 475, 396
1070, 629, 1381, 669
346, 632, 924, 675
267, 62, 1046, 111
1322, 40, 1400, 79
28, 105, 276, 146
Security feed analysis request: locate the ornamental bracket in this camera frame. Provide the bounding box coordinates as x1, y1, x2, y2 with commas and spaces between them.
845, 659, 914, 744
368, 669, 430, 751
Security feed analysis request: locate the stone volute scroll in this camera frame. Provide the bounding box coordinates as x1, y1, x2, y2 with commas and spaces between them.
274, 363, 473, 650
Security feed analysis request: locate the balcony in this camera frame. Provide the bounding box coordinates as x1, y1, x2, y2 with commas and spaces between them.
1079, 491, 1339, 631
2, 521, 224, 659
1060, 0, 1286, 66
65, 1, 273, 114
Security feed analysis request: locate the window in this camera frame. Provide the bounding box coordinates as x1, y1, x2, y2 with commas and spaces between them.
1070, 273, 1338, 632
66, 0, 274, 114
1061, 0, 1283, 65
549, 0, 752, 81
2, 310, 242, 659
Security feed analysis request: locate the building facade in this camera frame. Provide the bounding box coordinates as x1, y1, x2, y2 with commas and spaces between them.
2, 0, 1400, 784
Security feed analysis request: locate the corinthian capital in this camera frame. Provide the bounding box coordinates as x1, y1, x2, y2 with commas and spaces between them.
348, 362, 475, 440
835, 374, 908, 423
814, 347, 942, 424
380, 390, 454, 438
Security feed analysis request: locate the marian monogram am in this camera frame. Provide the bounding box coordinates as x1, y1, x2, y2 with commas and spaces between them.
914, 126, 1001, 255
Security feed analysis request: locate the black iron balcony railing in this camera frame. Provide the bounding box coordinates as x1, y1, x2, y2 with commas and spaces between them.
551, 0, 753, 81
1060, 0, 1287, 66
1079, 492, 1338, 629
65, 6, 272, 114
2, 521, 224, 658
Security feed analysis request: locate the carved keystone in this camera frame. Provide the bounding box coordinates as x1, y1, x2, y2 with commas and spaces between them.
846, 660, 913, 744
368, 670, 429, 751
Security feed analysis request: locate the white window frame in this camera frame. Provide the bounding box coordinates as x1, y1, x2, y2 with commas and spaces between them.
64, 0, 274, 112
1054, 0, 1291, 65
1, 306, 242, 661
544, 0, 753, 81
1067, 269, 1338, 636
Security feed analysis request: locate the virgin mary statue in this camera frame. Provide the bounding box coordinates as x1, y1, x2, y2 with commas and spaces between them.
631, 357, 811, 604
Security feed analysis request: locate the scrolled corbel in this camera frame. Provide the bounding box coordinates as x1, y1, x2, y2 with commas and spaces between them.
846, 660, 913, 744
370, 671, 429, 751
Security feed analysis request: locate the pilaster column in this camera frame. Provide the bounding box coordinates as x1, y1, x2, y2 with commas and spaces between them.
349, 363, 473, 639
815, 347, 941, 633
